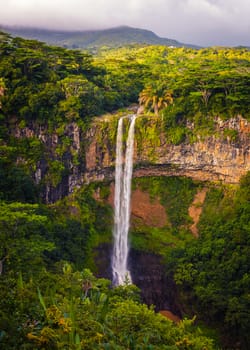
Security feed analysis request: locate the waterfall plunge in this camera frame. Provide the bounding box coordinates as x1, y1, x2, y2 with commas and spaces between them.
112, 115, 136, 285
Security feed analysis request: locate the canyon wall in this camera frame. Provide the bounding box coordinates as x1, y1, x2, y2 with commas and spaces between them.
95, 242, 182, 314
85, 115, 250, 185
11, 114, 250, 312
13, 115, 250, 202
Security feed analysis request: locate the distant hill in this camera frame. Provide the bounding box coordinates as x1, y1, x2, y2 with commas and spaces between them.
0, 25, 200, 50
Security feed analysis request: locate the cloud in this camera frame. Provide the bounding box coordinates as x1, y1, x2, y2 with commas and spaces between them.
0, 0, 249, 46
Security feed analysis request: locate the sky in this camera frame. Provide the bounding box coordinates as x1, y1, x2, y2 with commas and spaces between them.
1, 0, 250, 47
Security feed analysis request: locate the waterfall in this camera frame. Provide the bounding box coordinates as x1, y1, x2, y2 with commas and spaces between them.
112, 115, 136, 285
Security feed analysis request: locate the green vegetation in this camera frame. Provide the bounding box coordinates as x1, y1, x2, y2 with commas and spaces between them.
166, 173, 250, 348
0, 32, 122, 125
130, 175, 250, 348
3, 173, 250, 348
139, 83, 173, 116
138, 177, 196, 227
134, 116, 162, 159
131, 177, 198, 254
0, 182, 215, 349
96, 44, 250, 147
97, 45, 250, 121
1, 33, 249, 197
0, 32, 250, 348
0, 264, 215, 349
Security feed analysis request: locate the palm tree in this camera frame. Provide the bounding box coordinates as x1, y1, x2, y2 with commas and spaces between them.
138, 84, 173, 116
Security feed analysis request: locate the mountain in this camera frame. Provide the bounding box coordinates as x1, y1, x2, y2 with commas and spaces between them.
0, 25, 200, 49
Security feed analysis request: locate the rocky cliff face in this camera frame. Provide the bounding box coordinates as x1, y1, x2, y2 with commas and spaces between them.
13, 121, 84, 202
12, 115, 250, 202
129, 249, 182, 314
94, 242, 182, 314
11, 115, 249, 313
85, 115, 250, 185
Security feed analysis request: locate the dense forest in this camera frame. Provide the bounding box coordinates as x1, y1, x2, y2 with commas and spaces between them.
0, 31, 250, 349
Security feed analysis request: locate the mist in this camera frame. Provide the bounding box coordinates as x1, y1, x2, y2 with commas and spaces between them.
1, 0, 250, 46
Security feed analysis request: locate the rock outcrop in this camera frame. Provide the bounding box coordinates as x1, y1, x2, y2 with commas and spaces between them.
107, 183, 168, 228
13, 121, 84, 202
12, 115, 250, 202
129, 249, 182, 314
85, 115, 250, 185
94, 242, 182, 314
188, 188, 208, 237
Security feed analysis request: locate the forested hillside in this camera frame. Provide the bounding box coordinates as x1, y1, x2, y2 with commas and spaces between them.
0, 32, 250, 349
1, 25, 198, 49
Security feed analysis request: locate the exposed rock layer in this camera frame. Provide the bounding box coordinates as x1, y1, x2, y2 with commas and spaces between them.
188, 188, 208, 237
108, 183, 168, 228
11, 115, 249, 312
12, 115, 250, 202
85, 115, 250, 186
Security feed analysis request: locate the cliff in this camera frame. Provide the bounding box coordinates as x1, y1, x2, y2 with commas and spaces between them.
12, 114, 250, 202
85, 115, 250, 185
10, 114, 250, 315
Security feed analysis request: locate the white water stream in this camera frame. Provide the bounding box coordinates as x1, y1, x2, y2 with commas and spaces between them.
112, 115, 136, 285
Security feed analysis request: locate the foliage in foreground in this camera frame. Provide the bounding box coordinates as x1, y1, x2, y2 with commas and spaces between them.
0, 33, 249, 349
0, 265, 215, 349
0, 190, 214, 348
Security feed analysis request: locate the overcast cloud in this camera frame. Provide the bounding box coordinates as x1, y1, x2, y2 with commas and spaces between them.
1, 0, 250, 46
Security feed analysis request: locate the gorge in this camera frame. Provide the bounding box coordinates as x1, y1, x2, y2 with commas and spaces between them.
84, 114, 250, 187
10, 113, 250, 312
14, 113, 249, 203
1, 32, 250, 348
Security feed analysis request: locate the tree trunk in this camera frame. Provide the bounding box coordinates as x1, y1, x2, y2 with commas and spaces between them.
154, 104, 159, 116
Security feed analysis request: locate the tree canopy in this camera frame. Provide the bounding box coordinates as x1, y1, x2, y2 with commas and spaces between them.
0, 32, 250, 349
